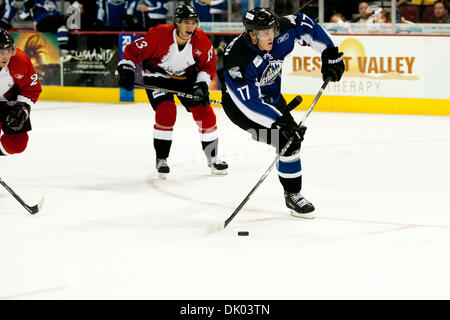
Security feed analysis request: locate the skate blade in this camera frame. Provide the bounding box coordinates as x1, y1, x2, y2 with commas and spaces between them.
210, 168, 228, 175
289, 209, 315, 219
158, 172, 168, 179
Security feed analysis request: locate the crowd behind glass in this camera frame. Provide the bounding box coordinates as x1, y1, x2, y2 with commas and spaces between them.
1, 1, 448, 34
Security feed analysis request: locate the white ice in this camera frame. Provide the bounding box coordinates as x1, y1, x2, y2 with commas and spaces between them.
1, 100, 450, 300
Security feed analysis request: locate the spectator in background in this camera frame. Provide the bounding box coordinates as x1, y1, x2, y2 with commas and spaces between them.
397, 0, 437, 22
274, 0, 293, 17
191, 0, 212, 22
196, 0, 228, 22
432, 0, 449, 22
19, 0, 69, 48
396, 0, 436, 7
69, 1, 105, 31
127, 0, 169, 29
96, 0, 126, 30
235, 0, 271, 20
0, 0, 17, 30
330, 12, 346, 23
352, 1, 371, 23
378, 9, 391, 23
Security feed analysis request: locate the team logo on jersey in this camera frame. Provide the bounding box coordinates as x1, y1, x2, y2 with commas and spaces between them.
14, 74, 24, 80
194, 49, 202, 56
263, 52, 273, 60
260, 60, 283, 86
277, 33, 289, 44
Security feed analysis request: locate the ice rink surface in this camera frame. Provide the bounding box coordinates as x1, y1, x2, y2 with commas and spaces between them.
1, 100, 449, 300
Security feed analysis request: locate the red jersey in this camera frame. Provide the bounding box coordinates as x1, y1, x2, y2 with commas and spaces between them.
0, 48, 42, 106
120, 24, 216, 84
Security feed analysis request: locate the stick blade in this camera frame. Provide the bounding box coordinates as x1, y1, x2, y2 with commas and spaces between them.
205, 222, 225, 235
29, 196, 45, 215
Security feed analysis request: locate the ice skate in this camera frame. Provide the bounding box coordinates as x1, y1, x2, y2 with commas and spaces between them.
284, 192, 315, 219
207, 157, 228, 175
156, 158, 170, 179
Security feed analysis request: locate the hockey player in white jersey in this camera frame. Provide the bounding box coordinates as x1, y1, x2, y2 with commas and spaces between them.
220, 8, 344, 218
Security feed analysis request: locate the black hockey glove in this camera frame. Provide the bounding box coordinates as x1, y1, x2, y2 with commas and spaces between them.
273, 113, 307, 143
192, 82, 210, 106
321, 46, 345, 82
6, 102, 30, 131
117, 64, 135, 91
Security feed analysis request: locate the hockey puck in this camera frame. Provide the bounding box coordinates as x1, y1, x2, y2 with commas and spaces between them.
238, 231, 249, 236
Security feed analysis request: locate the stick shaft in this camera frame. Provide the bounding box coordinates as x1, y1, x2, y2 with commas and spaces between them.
223, 80, 329, 229
134, 82, 222, 105
0, 178, 40, 214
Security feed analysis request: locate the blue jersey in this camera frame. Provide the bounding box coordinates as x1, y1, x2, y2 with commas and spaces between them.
222, 13, 338, 128
1, 0, 17, 23
238, 0, 262, 18
191, 0, 212, 22
97, 0, 126, 28
126, 0, 168, 20
19, 0, 61, 24
210, 0, 227, 14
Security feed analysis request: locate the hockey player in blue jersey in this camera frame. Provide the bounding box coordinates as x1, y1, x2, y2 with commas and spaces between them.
220, 8, 344, 219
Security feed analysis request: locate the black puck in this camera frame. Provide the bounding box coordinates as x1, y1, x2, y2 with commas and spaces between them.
238, 231, 249, 236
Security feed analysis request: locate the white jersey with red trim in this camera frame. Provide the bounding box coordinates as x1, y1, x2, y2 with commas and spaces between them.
0, 49, 42, 106
120, 24, 216, 84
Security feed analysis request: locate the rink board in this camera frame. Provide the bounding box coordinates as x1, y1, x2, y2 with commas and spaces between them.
40, 86, 450, 116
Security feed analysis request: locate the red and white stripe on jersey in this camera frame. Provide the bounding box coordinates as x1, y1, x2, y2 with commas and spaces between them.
119, 24, 216, 85
0, 49, 42, 106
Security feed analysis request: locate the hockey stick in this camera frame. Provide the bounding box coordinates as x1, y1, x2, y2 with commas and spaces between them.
298, 0, 315, 12
0, 178, 44, 214
206, 80, 329, 234
133, 82, 223, 105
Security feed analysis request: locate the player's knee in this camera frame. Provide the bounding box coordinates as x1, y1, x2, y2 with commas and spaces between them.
191, 106, 217, 131
0, 133, 29, 155
155, 100, 177, 129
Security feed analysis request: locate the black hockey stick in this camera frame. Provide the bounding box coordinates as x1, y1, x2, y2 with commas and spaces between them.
298, 0, 315, 12
206, 80, 329, 234
0, 178, 44, 214
133, 82, 223, 105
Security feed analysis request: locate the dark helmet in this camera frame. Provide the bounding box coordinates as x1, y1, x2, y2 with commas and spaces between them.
243, 7, 279, 33
0, 28, 14, 50
174, 4, 199, 24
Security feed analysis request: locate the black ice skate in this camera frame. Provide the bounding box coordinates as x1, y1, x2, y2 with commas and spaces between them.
156, 158, 170, 179
207, 157, 228, 175
284, 192, 315, 219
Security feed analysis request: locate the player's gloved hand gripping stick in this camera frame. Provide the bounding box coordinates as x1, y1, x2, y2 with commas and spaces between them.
206, 79, 330, 234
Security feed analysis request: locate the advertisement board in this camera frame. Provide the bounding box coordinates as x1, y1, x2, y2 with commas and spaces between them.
282, 35, 450, 100
61, 34, 119, 87
10, 32, 61, 86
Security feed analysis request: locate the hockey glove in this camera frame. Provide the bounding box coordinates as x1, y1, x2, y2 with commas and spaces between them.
321, 46, 345, 82
273, 113, 307, 143
6, 102, 30, 131
192, 82, 210, 106
117, 63, 135, 91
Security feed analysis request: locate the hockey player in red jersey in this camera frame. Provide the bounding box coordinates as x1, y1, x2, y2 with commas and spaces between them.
0, 28, 42, 156
117, 3, 228, 179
